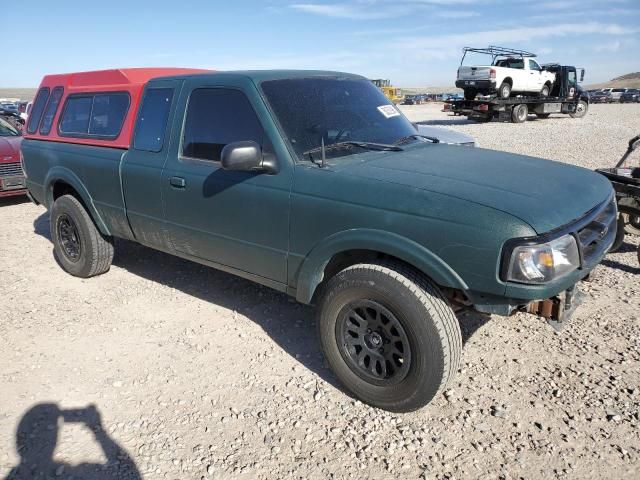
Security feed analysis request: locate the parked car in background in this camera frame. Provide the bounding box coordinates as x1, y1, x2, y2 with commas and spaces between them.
0, 117, 25, 198
0, 103, 18, 114
600, 88, 628, 102
591, 91, 613, 103
620, 89, 640, 103
402, 95, 421, 105
456, 46, 556, 100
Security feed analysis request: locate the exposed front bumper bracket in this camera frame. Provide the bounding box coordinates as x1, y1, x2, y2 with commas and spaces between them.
526, 286, 584, 331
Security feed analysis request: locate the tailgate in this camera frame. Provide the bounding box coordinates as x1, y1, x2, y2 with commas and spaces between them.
458, 66, 491, 80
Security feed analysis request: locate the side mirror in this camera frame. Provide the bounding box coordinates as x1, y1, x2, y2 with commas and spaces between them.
580, 69, 585, 82
220, 141, 264, 172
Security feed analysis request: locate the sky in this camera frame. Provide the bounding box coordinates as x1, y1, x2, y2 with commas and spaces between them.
4, 0, 640, 87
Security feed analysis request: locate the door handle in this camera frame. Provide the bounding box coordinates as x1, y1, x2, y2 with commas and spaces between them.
169, 176, 186, 188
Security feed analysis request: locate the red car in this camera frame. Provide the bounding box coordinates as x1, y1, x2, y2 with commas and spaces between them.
0, 117, 26, 198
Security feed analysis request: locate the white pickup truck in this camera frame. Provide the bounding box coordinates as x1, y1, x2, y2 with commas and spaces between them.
456, 46, 556, 100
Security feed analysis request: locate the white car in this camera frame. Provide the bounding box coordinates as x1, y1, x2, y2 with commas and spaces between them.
456, 46, 556, 100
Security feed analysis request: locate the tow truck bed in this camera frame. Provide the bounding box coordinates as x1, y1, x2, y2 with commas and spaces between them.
445, 95, 583, 123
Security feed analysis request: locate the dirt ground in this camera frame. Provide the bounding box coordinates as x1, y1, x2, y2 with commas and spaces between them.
1, 104, 639, 480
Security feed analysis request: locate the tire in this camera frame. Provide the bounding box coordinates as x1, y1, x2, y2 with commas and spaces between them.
511, 104, 528, 123
50, 194, 114, 278
540, 84, 550, 97
498, 82, 512, 99
463, 88, 477, 100
317, 261, 462, 412
570, 100, 588, 118
609, 214, 626, 253
618, 202, 640, 236
535, 113, 551, 119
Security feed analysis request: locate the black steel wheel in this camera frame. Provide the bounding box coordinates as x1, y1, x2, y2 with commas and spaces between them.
56, 214, 82, 262
51, 194, 114, 278
336, 299, 411, 386
317, 261, 462, 412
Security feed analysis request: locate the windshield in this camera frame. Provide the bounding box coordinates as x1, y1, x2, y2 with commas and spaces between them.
261, 78, 417, 161
0, 118, 20, 136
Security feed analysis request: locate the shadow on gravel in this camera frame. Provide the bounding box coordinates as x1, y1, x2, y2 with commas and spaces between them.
33, 212, 341, 391
0, 195, 30, 207
456, 311, 491, 345
33, 212, 488, 395
4, 403, 140, 480
601, 258, 640, 275
416, 119, 478, 126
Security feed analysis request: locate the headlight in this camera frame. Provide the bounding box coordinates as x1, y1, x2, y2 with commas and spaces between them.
506, 234, 580, 283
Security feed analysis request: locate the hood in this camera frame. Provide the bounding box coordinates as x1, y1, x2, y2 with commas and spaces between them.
331, 144, 613, 233
0, 136, 22, 162
416, 124, 476, 146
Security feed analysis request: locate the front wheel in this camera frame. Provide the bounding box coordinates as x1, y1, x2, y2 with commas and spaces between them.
569, 100, 588, 118
540, 84, 550, 97
50, 194, 114, 278
317, 262, 462, 412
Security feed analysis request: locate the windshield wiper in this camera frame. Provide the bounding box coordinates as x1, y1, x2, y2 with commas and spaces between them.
393, 134, 440, 146
303, 141, 404, 166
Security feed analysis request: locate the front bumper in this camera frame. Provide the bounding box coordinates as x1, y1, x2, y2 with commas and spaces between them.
455, 79, 496, 91
0, 175, 27, 198
468, 196, 617, 328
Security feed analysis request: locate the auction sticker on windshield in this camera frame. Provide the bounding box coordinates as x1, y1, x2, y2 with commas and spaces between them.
377, 105, 400, 119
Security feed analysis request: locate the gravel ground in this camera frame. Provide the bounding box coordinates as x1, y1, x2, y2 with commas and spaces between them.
1, 103, 639, 480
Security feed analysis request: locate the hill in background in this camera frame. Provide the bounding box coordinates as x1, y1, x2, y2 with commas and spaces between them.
586, 72, 640, 90
0, 88, 37, 101
2, 72, 640, 102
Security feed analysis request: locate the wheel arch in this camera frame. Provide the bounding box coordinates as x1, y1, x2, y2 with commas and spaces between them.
502, 77, 513, 86
45, 167, 111, 236
294, 229, 468, 304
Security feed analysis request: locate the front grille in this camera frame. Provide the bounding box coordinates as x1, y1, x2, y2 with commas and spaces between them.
576, 199, 617, 267
0, 162, 23, 178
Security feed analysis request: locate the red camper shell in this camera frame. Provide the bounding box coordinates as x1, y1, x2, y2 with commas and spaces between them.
24, 68, 208, 149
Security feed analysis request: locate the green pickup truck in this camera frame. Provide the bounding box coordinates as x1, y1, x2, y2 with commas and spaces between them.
22, 68, 616, 412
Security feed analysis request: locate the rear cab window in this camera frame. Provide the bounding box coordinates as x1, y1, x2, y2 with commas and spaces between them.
39, 87, 64, 135
26, 87, 50, 134
59, 92, 130, 139
133, 88, 175, 152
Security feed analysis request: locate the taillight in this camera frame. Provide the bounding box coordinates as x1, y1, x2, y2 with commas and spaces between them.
490, 69, 496, 79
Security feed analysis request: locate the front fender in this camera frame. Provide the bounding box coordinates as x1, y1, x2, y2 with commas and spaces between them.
44, 166, 110, 236
294, 229, 468, 304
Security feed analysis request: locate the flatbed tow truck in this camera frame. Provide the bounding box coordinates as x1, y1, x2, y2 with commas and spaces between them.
445, 64, 589, 123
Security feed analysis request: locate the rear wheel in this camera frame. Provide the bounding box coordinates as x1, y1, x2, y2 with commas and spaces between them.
511, 104, 528, 123
498, 82, 512, 99
570, 100, 588, 118
317, 261, 462, 412
50, 194, 114, 278
463, 88, 477, 100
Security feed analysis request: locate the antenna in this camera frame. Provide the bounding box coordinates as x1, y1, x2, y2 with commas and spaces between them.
321, 136, 326, 168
